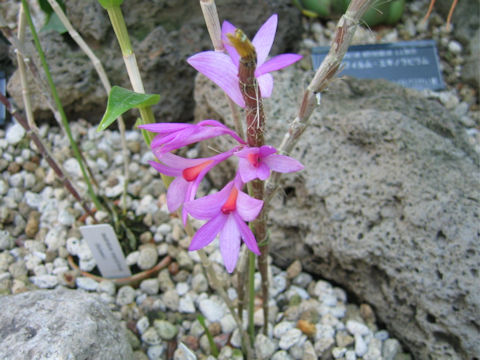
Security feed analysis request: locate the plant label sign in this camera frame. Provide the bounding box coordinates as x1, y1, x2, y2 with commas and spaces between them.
312, 40, 445, 91
80, 224, 132, 278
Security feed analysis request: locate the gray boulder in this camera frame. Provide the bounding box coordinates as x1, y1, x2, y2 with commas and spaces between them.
193, 68, 480, 359
4, 0, 302, 123
0, 288, 133, 360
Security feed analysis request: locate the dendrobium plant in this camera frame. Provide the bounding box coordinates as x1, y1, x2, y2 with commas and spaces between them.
187, 14, 303, 108
139, 13, 304, 273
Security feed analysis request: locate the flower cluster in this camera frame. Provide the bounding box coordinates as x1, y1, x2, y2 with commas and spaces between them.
140, 15, 303, 272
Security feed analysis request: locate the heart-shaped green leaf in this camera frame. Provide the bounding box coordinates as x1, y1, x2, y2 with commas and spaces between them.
97, 86, 160, 132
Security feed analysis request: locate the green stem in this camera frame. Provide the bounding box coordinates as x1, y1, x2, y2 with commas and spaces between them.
21, 0, 103, 212
248, 250, 256, 346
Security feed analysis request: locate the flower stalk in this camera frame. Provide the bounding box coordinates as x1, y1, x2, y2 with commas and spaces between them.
228, 28, 270, 335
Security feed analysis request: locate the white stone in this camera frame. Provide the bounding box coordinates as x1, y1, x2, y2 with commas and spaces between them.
354, 334, 368, 357
178, 294, 196, 314
332, 347, 347, 358
255, 333, 277, 359
6, 123, 25, 145
137, 316, 150, 335
76, 277, 99, 291
273, 321, 294, 339
345, 350, 357, 360
126, 251, 140, 266
176, 282, 189, 296
220, 314, 236, 334
346, 320, 371, 336
140, 278, 159, 295
79, 258, 97, 272
279, 328, 302, 350
448, 40, 462, 54
30, 275, 58, 288
116, 285, 136, 306
0, 230, 14, 251
63, 158, 83, 178
0, 179, 7, 195
45, 227, 66, 251
199, 298, 224, 322
97, 280, 116, 296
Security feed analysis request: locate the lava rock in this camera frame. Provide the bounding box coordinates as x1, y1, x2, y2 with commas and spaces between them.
0, 288, 133, 359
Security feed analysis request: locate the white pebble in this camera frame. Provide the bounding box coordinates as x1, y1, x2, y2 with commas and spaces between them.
76, 277, 99, 291
199, 298, 224, 322
346, 320, 371, 336
6, 123, 26, 145
354, 334, 368, 357
137, 316, 150, 335
30, 275, 58, 288
279, 328, 302, 350
448, 40, 462, 54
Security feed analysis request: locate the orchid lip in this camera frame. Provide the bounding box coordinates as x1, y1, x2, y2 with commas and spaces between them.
182, 160, 213, 182
221, 187, 238, 214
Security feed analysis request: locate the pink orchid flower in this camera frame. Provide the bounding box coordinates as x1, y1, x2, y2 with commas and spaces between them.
139, 120, 245, 155
235, 145, 304, 183
149, 150, 235, 224
184, 178, 263, 273
187, 14, 302, 108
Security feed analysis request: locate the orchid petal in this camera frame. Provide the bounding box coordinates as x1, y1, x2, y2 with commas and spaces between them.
256, 54, 303, 76
219, 215, 241, 273
148, 160, 182, 177
184, 181, 234, 219
189, 213, 226, 251
138, 122, 191, 133
236, 190, 263, 221
257, 73, 274, 98
264, 154, 304, 173
252, 14, 278, 66
152, 152, 203, 168
258, 145, 277, 157
256, 162, 271, 180
187, 51, 245, 108
234, 213, 260, 255
222, 20, 240, 67
237, 158, 256, 183
167, 177, 189, 213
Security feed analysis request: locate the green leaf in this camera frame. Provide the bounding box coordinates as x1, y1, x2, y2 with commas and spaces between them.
97, 86, 160, 132
197, 315, 219, 357
97, 0, 124, 9
41, 13, 67, 34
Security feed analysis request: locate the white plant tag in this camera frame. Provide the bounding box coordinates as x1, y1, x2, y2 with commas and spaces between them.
79, 224, 132, 278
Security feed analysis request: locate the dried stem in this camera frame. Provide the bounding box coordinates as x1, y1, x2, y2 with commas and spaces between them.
264, 0, 375, 206
0, 93, 97, 221
16, 5, 35, 130
47, 0, 130, 212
